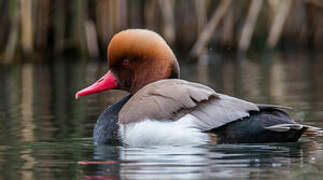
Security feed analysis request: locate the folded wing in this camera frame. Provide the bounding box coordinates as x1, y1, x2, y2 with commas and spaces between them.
118, 79, 259, 131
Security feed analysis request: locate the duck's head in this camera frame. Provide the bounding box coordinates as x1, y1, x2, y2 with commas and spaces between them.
75, 29, 179, 98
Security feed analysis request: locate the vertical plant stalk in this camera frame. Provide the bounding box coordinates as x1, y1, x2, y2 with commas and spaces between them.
144, 1, 157, 30
54, 0, 65, 54
266, 0, 293, 48
190, 0, 232, 57
222, 8, 234, 46
71, 0, 87, 55
159, 0, 175, 45
5, 0, 20, 62
96, 0, 110, 44
20, 0, 33, 54
85, 20, 99, 58
238, 0, 263, 52
129, 0, 143, 28
108, 0, 116, 33
307, 1, 323, 49
118, 0, 128, 30
36, 0, 49, 50
194, 0, 207, 34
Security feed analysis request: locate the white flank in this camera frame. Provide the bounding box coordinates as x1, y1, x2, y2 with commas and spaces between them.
119, 114, 209, 146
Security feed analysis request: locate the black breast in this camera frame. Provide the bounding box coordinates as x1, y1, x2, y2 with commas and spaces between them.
93, 95, 131, 144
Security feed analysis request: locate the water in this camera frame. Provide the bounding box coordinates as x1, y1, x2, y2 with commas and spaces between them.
0, 53, 323, 179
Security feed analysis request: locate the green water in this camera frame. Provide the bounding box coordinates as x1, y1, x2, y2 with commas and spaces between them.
0, 53, 323, 179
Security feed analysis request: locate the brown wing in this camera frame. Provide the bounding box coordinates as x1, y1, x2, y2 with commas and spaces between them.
118, 79, 259, 131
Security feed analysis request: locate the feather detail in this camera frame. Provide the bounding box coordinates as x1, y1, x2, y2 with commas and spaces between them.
118, 79, 259, 131
264, 124, 304, 132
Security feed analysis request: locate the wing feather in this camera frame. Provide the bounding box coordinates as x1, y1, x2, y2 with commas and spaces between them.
118, 79, 259, 131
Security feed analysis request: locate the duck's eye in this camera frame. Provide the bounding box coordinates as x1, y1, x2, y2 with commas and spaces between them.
123, 59, 129, 66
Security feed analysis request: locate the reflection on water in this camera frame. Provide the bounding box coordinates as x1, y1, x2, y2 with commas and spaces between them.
89, 142, 323, 179
0, 53, 323, 179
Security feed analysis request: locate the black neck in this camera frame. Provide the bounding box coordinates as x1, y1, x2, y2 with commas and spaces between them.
93, 94, 132, 144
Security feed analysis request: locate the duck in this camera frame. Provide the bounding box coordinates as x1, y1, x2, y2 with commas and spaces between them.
75, 29, 319, 146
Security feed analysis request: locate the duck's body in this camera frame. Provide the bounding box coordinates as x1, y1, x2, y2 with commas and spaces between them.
92, 79, 307, 146
76, 29, 319, 146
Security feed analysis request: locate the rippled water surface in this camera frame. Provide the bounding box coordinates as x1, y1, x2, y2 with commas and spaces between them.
0, 53, 323, 179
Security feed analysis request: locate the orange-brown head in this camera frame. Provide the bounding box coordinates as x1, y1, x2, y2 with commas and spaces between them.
75, 29, 180, 98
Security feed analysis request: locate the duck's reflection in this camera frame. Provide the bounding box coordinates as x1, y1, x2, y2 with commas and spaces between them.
81, 141, 321, 179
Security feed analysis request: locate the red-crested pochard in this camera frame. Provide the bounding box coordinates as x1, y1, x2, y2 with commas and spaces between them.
76, 29, 319, 146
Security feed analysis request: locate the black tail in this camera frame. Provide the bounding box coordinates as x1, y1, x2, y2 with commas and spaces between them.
211, 107, 316, 143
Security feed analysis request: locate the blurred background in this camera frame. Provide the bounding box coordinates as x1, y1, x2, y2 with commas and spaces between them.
0, 0, 323, 63
1, 1, 323, 179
